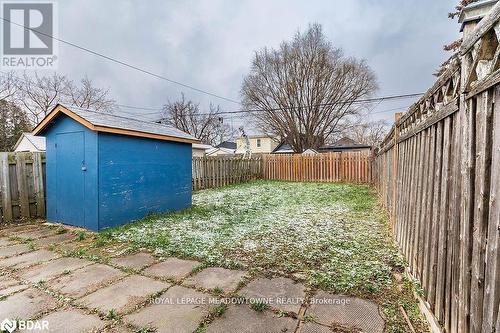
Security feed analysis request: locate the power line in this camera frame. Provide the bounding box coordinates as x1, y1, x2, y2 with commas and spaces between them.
0, 72, 418, 120
154, 92, 423, 118
0, 17, 241, 105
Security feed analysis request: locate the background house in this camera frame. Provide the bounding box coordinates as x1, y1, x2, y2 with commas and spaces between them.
216, 141, 237, 150
272, 137, 371, 154
192, 143, 214, 157
236, 134, 279, 154
206, 147, 236, 156
318, 137, 371, 153
13, 133, 46, 152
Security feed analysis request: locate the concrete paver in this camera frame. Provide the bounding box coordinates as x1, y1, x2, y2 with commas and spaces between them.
205, 305, 298, 333
0, 237, 15, 247
297, 322, 335, 333
0, 224, 387, 332
78, 275, 169, 314
0, 243, 31, 257
0, 288, 59, 319
14, 228, 57, 240
110, 252, 155, 271
32, 233, 76, 247
0, 224, 38, 236
20, 309, 106, 333
125, 285, 212, 333
0, 284, 29, 297
19, 257, 92, 283
50, 263, 127, 298
0, 276, 22, 289
184, 267, 246, 293
307, 292, 385, 333
0, 249, 59, 269
240, 277, 306, 313
143, 257, 200, 281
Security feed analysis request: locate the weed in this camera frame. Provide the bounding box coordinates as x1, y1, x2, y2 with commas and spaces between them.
106, 309, 119, 320
56, 227, 67, 234
212, 287, 224, 296
76, 231, 85, 241
302, 314, 315, 322
250, 300, 269, 312
211, 304, 227, 317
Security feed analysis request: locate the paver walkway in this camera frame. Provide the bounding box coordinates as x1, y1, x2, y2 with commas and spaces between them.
0, 223, 386, 333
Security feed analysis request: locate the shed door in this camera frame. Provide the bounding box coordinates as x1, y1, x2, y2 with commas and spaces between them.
56, 131, 85, 227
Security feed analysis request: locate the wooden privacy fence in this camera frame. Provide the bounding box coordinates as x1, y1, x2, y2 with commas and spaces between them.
192, 156, 262, 190
262, 152, 372, 183
0, 152, 46, 223
374, 6, 500, 333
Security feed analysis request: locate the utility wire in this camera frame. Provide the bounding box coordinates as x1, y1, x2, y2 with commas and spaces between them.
0, 71, 419, 122
0, 17, 241, 105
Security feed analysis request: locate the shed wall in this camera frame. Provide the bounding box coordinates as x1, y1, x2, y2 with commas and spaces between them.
44, 115, 99, 230
97, 133, 192, 230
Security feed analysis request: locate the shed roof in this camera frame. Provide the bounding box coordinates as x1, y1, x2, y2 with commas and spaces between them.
33, 104, 199, 144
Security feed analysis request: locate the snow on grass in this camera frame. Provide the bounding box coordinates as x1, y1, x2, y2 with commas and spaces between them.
105, 180, 404, 296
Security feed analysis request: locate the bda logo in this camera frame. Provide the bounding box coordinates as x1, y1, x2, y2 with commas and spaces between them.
0, 318, 16, 333
1, 1, 58, 69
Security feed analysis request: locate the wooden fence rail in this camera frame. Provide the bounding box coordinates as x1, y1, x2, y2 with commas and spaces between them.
0, 152, 46, 223
374, 4, 500, 332
262, 152, 372, 183
192, 156, 262, 190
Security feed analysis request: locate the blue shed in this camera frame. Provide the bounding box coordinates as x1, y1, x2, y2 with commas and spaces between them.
33, 104, 199, 231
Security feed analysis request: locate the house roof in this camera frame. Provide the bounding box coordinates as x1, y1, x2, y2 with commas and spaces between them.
272, 137, 371, 154
272, 142, 295, 154
321, 137, 371, 150
33, 104, 199, 144
14, 133, 46, 151
216, 141, 237, 149
206, 147, 236, 156
192, 143, 214, 150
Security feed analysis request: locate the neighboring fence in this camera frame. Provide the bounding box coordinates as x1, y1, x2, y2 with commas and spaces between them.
262, 152, 372, 183
192, 156, 262, 190
0, 152, 46, 223
374, 6, 500, 333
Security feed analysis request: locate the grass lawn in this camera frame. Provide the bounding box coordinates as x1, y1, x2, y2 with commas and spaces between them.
95, 180, 428, 332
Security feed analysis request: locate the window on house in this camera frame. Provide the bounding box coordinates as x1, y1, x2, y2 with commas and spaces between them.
256, 139, 261, 147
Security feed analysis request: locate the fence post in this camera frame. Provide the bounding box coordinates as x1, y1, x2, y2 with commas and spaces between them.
32, 152, 45, 217
393, 112, 402, 227
0, 153, 12, 222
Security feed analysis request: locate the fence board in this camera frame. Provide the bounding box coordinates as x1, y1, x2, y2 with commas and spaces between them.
373, 14, 500, 329
262, 151, 371, 183
0, 152, 46, 224
192, 156, 262, 191
482, 85, 500, 332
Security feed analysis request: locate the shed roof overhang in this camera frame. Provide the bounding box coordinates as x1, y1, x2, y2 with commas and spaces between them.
33, 104, 200, 144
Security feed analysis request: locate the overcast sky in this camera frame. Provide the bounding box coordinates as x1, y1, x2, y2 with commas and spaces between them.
51, 0, 460, 132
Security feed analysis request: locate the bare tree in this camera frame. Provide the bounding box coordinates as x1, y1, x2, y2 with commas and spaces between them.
0, 71, 18, 101
344, 118, 389, 146
67, 76, 115, 111
241, 23, 378, 152
16, 72, 116, 124
160, 93, 234, 145
17, 72, 70, 123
